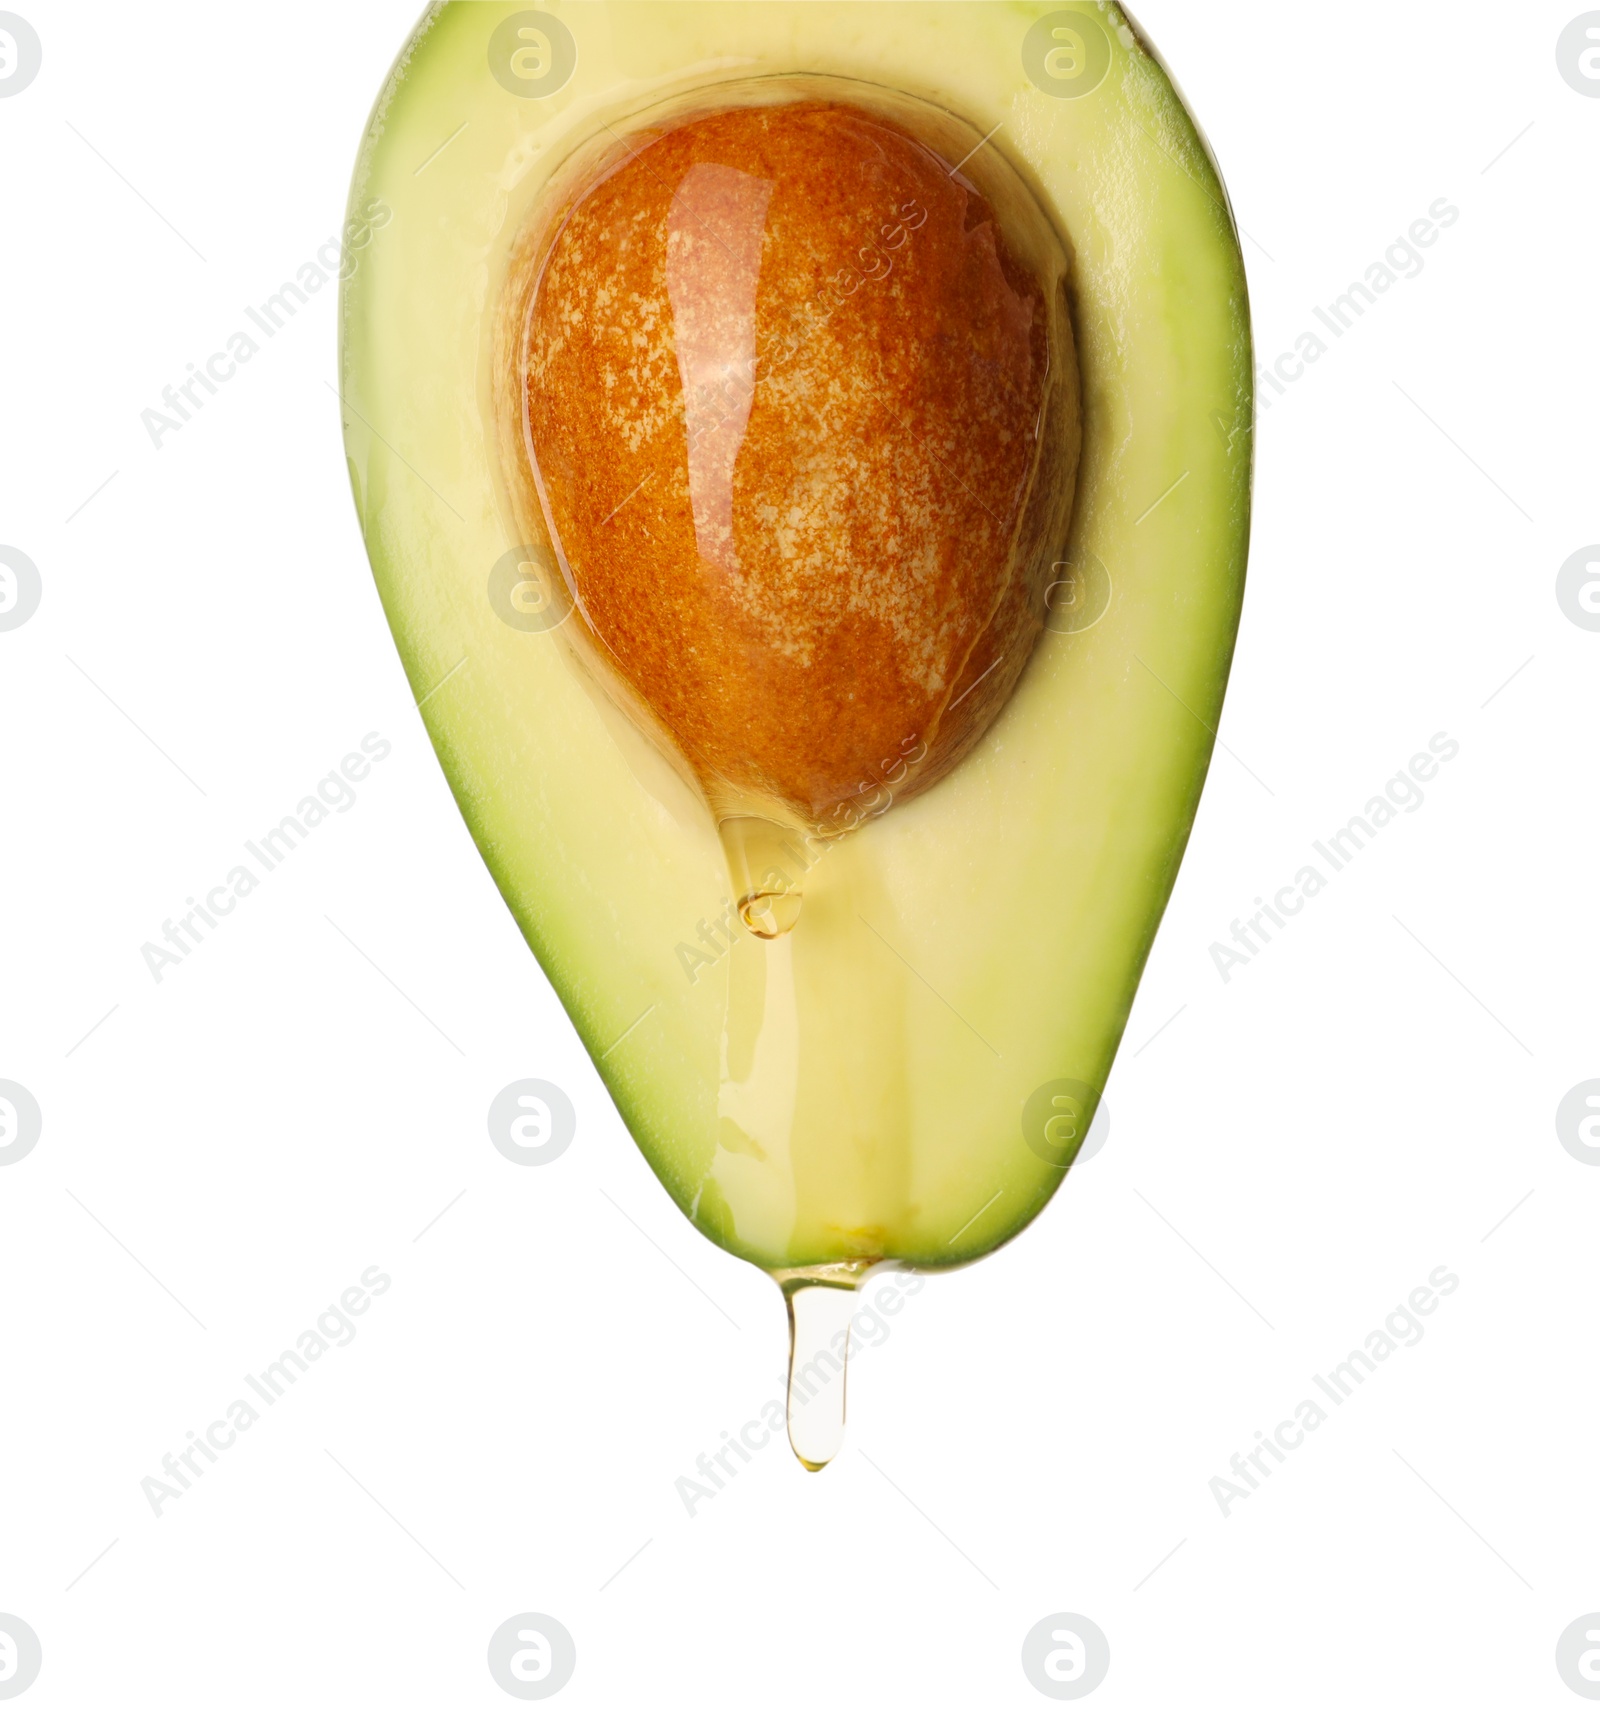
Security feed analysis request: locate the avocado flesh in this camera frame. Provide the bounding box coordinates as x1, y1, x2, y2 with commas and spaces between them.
339, 3, 1252, 1271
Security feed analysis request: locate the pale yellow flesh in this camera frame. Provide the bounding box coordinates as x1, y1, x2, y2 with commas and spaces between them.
340, 2, 1252, 1270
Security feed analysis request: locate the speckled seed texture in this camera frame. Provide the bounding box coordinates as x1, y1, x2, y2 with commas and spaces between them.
523, 99, 1068, 827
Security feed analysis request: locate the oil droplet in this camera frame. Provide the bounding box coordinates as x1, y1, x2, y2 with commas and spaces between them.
740, 886, 803, 939
720, 814, 809, 939
773, 1261, 873, 1470
783, 1284, 854, 1469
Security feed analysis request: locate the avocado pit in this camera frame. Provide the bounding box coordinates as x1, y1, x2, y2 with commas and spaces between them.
510, 87, 1080, 925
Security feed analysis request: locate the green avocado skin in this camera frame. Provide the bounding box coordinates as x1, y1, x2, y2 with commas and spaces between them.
339, 3, 1252, 1273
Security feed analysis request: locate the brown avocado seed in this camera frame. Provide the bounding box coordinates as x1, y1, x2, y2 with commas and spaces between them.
516, 90, 1079, 859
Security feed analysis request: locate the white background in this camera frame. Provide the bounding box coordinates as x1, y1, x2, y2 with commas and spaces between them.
2, 1, 1597, 1707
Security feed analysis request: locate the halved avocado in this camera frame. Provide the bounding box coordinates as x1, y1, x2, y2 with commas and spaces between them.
338, 2, 1251, 1273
